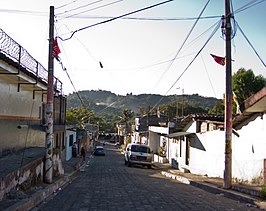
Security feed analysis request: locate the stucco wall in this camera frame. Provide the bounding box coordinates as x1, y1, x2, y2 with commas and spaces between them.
168, 115, 266, 183
0, 77, 45, 155
232, 114, 266, 182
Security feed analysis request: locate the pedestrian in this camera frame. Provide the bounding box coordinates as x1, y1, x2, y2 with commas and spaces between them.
81, 147, 86, 161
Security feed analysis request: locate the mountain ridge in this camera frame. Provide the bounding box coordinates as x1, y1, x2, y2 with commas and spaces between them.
66, 90, 221, 116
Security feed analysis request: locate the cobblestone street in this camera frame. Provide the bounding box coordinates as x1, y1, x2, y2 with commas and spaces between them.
32, 143, 261, 211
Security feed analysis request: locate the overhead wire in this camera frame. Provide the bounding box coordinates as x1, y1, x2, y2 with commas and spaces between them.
236, 22, 266, 68
149, 19, 221, 114
234, 0, 266, 14
59, 0, 124, 20
56, 0, 104, 16
201, 54, 217, 98
58, 14, 221, 21
55, 0, 79, 10
55, 27, 86, 107
152, 0, 211, 91
58, 0, 174, 41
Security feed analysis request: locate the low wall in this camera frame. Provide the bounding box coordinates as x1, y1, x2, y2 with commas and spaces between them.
0, 153, 64, 201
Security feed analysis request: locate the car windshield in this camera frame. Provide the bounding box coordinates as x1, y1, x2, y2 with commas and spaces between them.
131, 145, 150, 153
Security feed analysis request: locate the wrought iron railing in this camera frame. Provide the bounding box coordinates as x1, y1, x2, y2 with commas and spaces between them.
0, 28, 62, 93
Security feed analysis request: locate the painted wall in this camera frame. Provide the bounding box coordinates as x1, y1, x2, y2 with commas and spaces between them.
0, 77, 45, 155
232, 114, 266, 182
168, 115, 266, 183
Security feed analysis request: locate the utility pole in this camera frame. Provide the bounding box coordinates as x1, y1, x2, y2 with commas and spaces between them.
45, 6, 54, 184
224, 0, 232, 189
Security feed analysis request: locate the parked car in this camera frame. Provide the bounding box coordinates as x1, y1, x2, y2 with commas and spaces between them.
94, 146, 105, 156
124, 143, 153, 168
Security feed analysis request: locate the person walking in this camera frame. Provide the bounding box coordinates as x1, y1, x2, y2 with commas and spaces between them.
81, 147, 86, 161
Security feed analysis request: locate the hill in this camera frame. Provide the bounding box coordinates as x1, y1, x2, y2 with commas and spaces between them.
66, 90, 221, 117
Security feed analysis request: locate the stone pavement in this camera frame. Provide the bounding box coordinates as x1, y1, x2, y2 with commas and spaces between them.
0, 148, 266, 210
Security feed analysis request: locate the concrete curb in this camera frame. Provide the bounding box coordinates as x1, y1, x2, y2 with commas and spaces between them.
161, 171, 260, 206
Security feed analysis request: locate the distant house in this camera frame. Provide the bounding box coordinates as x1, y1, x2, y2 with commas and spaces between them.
133, 114, 168, 146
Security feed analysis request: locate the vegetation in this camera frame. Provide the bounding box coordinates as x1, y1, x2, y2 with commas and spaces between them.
232, 68, 266, 105
66, 69, 266, 131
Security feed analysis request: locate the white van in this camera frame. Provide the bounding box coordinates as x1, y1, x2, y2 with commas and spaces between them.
124, 143, 153, 168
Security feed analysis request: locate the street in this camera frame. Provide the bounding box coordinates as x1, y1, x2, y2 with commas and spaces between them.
32, 143, 260, 211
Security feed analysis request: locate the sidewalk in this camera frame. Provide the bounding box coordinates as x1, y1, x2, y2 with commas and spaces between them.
153, 162, 266, 209
0, 149, 85, 211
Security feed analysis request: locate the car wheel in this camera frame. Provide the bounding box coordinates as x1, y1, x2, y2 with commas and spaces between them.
147, 165, 152, 169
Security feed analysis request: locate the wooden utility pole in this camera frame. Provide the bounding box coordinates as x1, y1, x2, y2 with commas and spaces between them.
224, 0, 232, 189
45, 6, 54, 184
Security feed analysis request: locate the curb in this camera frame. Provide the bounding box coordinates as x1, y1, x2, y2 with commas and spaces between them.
161, 171, 260, 206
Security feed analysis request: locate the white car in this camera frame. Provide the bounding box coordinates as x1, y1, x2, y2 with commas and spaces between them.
124, 143, 153, 168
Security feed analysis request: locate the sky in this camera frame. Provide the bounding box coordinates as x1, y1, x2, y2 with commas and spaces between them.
0, 0, 266, 99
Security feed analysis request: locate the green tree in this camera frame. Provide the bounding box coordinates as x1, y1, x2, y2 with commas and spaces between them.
208, 99, 224, 114
66, 107, 95, 128
117, 109, 134, 134
232, 68, 266, 105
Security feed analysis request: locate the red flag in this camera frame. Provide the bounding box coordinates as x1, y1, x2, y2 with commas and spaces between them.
52, 38, 61, 59
210, 54, 225, 66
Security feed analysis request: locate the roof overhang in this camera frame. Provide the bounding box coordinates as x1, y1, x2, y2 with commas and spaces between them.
168, 131, 195, 138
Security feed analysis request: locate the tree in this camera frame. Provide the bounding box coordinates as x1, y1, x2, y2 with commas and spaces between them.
117, 109, 134, 134
232, 68, 266, 105
66, 107, 95, 128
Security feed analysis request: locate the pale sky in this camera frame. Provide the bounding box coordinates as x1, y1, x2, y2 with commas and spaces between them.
1, 0, 265, 99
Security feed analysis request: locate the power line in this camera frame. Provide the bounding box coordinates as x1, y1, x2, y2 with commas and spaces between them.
56, 0, 104, 16
152, 0, 211, 91
59, 0, 123, 20
55, 0, 79, 10
234, 0, 266, 14
236, 21, 266, 68
149, 20, 221, 114
165, 21, 221, 96
58, 0, 174, 41
58, 15, 221, 21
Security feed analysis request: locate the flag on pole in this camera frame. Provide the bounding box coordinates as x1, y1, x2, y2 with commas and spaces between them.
210, 54, 226, 66
52, 38, 61, 59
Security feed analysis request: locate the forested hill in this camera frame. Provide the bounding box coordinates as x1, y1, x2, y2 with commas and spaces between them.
66, 90, 221, 116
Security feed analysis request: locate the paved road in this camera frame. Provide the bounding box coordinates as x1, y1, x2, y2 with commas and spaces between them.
32, 143, 260, 211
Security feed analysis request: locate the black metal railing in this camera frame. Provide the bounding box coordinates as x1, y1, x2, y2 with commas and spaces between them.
0, 28, 62, 93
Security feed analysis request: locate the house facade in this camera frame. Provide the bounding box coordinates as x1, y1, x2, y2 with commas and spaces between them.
146, 87, 266, 184
0, 28, 66, 163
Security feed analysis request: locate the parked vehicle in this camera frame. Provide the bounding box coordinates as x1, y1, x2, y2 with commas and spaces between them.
124, 143, 153, 168
94, 146, 105, 156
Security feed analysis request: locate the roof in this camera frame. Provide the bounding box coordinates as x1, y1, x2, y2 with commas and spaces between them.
233, 87, 266, 130
175, 114, 224, 132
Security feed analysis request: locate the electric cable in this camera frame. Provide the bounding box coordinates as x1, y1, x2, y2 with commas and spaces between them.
55, 0, 79, 10
59, 0, 123, 20
201, 54, 217, 98
149, 19, 221, 114
56, 0, 104, 16
152, 0, 211, 91
16, 99, 36, 189
58, 14, 221, 21
58, 0, 174, 41
234, 0, 266, 14
236, 22, 266, 67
